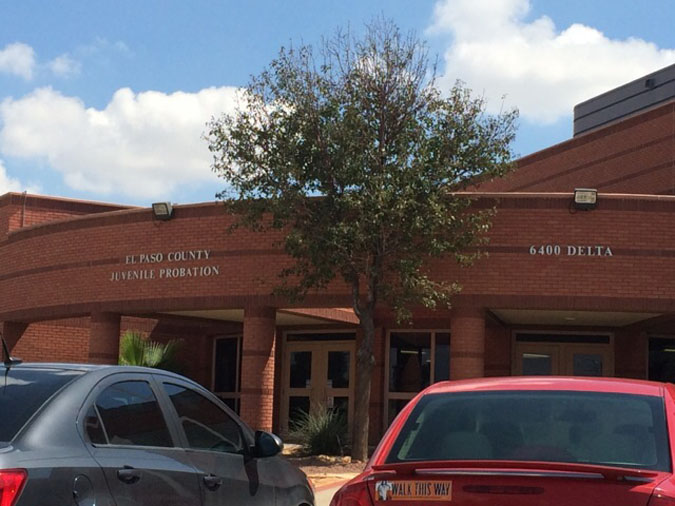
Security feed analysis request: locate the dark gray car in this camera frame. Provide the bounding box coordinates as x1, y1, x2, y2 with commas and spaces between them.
0, 362, 314, 506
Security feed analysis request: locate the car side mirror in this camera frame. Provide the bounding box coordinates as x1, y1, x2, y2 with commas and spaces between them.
253, 430, 284, 458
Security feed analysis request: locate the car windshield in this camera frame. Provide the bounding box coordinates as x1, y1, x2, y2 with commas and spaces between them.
0, 367, 85, 444
386, 390, 671, 472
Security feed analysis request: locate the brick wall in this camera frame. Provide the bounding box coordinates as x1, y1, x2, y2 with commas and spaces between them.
5, 314, 241, 390
477, 101, 675, 195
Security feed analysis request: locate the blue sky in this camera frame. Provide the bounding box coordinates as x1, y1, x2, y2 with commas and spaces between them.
0, 0, 674, 206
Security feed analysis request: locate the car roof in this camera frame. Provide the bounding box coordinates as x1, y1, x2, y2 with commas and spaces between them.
424, 376, 666, 397
0, 362, 185, 378
0, 362, 106, 372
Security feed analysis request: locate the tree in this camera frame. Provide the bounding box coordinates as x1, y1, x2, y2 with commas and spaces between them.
207, 19, 518, 461
119, 330, 182, 372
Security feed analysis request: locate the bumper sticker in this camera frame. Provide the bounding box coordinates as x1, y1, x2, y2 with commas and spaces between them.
375, 480, 452, 501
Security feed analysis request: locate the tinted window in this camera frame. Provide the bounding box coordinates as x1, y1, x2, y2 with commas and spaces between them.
95, 381, 172, 447
649, 338, 675, 383
0, 367, 84, 443
163, 383, 244, 454
84, 404, 106, 444
387, 391, 670, 471
214, 337, 239, 393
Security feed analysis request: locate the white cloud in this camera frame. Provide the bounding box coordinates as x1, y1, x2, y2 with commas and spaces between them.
0, 159, 39, 194
0, 42, 36, 80
0, 86, 242, 200
430, 0, 675, 123
47, 54, 81, 78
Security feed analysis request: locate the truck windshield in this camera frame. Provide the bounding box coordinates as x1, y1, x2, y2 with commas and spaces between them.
387, 390, 671, 472
0, 367, 84, 443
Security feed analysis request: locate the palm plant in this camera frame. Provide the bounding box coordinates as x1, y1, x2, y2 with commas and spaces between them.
118, 331, 182, 372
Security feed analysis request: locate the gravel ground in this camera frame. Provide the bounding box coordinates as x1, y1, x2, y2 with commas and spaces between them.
282, 445, 365, 487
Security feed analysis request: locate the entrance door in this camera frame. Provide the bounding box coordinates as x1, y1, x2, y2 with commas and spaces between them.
563, 345, 613, 376
281, 341, 355, 435
514, 342, 613, 376
514, 343, 561, 375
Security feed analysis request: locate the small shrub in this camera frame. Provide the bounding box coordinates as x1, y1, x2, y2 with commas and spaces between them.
290, 404, 347, 456
118, 330, 182, 372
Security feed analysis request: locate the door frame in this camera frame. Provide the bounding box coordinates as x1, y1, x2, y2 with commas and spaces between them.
279, 333, 356, 436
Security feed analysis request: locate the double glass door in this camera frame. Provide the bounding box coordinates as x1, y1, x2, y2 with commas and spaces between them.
514, 342, 613, 376
281, 341, 355, 435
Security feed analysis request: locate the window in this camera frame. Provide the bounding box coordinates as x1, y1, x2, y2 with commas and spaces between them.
0, 367, 84, 444
386, 331, 450, 426
91, 381, 172, 447
212, 336, 241, 413
387, 391, 670, 472
164, 383, 245, 454
649, 337, 675, 383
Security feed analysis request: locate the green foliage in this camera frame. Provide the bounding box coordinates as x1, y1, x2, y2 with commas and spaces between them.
208, 18, 518, 461
119, 331, 181, 372
290, 405, 347, 456
208, 18, 518, 321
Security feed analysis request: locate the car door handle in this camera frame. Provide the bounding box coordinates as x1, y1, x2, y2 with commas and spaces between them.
203, 474, 223, 491
117, 466, 141, 484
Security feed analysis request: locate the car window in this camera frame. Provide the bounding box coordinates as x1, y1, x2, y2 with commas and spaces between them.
0, 367, 84, 443
163, 382, 245, 454
91, 380, 173, 447
387, 390, 671, 472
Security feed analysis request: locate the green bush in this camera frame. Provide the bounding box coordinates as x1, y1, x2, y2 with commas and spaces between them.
118, 330, 182, 372
290, 404, 347, 455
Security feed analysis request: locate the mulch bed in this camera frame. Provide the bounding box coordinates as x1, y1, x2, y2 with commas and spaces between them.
282, 445, 366, 486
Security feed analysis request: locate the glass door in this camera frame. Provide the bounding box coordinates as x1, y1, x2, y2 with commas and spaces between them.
513, 338, 613, 377
563, 345, 613, 376
514, 343, 561, 375
281, 341, 355, 435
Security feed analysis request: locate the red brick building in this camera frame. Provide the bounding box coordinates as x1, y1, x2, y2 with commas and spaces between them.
2, 66, 675, 443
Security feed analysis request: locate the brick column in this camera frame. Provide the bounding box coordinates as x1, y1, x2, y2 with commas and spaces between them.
240, 306, 276, 431
2, 321, 28, 353
450, 307, 486, 380
89, 312, 121, 364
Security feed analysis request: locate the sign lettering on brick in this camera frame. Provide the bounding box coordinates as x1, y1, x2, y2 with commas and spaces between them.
528, 245, 613, 257
110, 249, 220, 281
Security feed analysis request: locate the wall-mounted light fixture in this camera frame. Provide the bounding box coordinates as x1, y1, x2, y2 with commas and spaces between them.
151, 202, 174, 220
573, 188, 597, 210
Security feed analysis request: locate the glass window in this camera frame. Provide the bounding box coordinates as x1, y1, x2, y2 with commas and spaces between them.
290, 351, 312, 388
0, 367, 84, 443
163, 383, 244, 454
327, 351, 350, 388
572, 353, 603, 376
287, 332, 356, 342
649, 338, 675, 383
386, 391, 670, 472
95, 381, 173, 447
389, 332, 431, 393
516, 333, 609, 344
434, 333, 450, 382
288, 396, 310, 430
214, 338, 239, 393
84, 404, 107, 444
522, 352, 553, 375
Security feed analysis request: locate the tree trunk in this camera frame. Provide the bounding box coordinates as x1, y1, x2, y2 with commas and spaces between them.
351, 308, 376, 462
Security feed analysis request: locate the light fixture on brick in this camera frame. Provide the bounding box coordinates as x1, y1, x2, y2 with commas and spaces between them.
573, 188, 597, 210
151, 202, 174, 220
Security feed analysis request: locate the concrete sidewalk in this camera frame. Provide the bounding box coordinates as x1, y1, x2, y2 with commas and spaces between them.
314, 480, 348, 506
